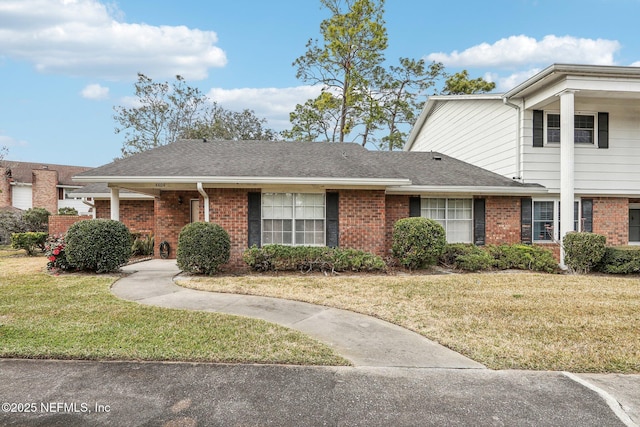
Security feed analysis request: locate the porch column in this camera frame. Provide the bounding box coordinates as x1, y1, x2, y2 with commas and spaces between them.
559, 90, 575, 267
110, 187, 120, 221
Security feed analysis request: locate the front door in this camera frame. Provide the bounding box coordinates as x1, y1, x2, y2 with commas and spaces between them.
630, 209, 640, 243
190, 199, 200, 223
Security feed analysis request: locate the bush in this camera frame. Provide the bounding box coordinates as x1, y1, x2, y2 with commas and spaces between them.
392, 217, 446, 270
0, 210, 27, 244
10, 232, 48, 256
243, 245, 387, 273
131, 233, 154, 257
65, 219, 132, 273
488, 244, 558, 273
23, 207, 50, 232
563, 232, 606, 274
58, 207, 78, 216
596, 247, 640, 274
456, 251, 495, 272
45, 234, 74, 272
177, 222, 230, 275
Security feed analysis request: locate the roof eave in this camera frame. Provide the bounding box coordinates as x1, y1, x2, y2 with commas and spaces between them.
73, 175, 412, 188
386, 185, 548, 195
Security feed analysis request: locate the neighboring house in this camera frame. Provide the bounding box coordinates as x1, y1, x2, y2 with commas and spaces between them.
405, 64, 640, 259
73, 139, 546, 268
0, 161, 93, 215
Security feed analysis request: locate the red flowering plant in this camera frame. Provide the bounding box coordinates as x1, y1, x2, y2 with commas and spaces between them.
44, 234, 75, 273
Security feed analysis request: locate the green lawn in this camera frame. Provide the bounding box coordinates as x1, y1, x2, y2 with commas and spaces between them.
0, 255, 348, 365
180, 271, 640, 373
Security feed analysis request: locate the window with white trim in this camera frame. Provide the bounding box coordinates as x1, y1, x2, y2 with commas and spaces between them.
262, 193, 325, 246
533, 200, 579, 242
545, 113, 596, 144
421, 198, 473, 243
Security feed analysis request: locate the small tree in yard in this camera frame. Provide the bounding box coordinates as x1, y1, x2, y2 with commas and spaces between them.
177, 222, 230, 275
392, 217, 446, 270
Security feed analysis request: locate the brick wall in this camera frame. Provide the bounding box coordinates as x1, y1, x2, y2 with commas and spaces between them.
384, 195, 410, 256
207, 188, 250, 269
593, 197, 629, 246
154, 191, 199, 261
0, 167, 10, 207
32, 169, 58, 214
484, 196, 522, 245
337, 189, 386, 257
48, 215, 92, 236
95, 199, 155, 235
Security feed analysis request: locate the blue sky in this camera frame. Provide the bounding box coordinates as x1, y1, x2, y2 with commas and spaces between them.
1, 0, 640, 167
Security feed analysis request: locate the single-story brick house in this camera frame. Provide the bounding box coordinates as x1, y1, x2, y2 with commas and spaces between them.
73, 139, 548, 268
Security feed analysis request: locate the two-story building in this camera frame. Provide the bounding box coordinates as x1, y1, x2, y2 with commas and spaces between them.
405, 64, 640, 261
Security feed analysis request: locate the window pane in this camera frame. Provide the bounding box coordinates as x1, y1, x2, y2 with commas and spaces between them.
547, 114, 560, 127
548, 129, 561, 143
575, 129, 593, 143
534, 201, 554, 241
447, 220, 472, 243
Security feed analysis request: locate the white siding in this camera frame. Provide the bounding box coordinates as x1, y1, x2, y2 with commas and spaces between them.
522, 98, 640, 194
58, 198, 92, 216
11, 185, 32, 210
411, 99, 518, 178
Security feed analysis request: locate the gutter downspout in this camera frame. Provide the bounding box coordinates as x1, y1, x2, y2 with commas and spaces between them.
503, 97, 522, 181
197, 182, 210, 222
81, 198, 96, 219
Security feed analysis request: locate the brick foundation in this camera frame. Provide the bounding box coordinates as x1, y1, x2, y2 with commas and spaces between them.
95, 199, 155, 235
384, 195, 410, 256
485, 196, 522, 245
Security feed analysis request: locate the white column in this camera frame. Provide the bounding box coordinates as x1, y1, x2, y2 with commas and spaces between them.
110, 187, 120, 221
559, 90, 575, 267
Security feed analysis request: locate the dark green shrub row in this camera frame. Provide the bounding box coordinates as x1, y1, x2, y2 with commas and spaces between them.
596, 247, 640, 274
243, 245, 387, 273
563, 232, 607, 274
177, 222, 230, 275
392, 217, 446, 270
58, 207, 78, 216
439, 243, 559, 273
10, 232, 48, 256
65, 219, 132, 273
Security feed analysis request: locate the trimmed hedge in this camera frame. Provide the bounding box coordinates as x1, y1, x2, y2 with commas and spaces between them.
10, 232, 48, 256
596, 247, 640, 274
65, 219, 132, 273
392, 217, 446, 270
439, 243, 559, 273
177, 222, 230, 275
243, 245, 386, 273
563, 232, 606, 274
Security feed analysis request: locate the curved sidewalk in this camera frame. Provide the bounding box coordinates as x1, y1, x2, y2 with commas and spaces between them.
113, 259, 485, 369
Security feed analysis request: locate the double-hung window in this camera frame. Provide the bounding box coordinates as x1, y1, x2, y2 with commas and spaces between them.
546, 113, 595, 144
533, 200, 579, 242
262, 193, 325, 246
421, 198, 473, 243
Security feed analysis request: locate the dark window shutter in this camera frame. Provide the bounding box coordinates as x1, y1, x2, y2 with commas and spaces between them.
582, 198, 593, 233
521, 198, 532, 244
473, 198, 486, 246
533, 110, 544, 147
247, 192, 261, 247
409, 197, 421, 217
598, 112, 609, 149
326, 192, 339, 247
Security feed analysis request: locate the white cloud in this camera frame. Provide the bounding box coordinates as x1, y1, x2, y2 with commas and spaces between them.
206, 86, 323, 130
0, 0, 227, 80
81, 83, 109, 100
0, 133, 29, 148
427, 35, 621, 68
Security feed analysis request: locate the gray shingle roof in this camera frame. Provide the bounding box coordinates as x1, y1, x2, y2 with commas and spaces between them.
74, 140, 543, 191
1, 160, 91, 186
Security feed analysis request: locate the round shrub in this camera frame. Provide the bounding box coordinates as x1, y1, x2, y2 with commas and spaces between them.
65, 219, 132, 273
392, 217, 446, 270
177, 222, 230, 275
563, 232, 606, 274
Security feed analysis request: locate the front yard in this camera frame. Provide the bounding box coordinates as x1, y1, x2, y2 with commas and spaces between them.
0, 253, 348, 365
180, 271, 640, 373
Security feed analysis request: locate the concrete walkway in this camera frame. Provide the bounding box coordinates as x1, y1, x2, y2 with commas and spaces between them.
109, 260, 640, 426
113, 260, 484, 369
